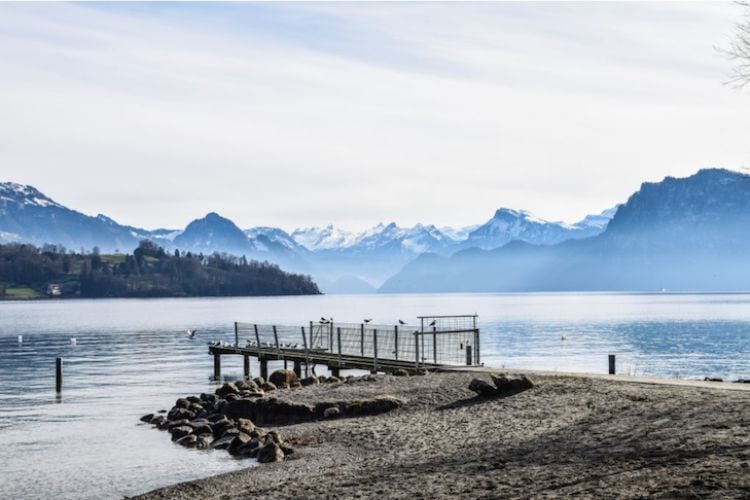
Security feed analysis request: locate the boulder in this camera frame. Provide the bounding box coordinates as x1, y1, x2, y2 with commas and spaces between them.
175, 398, 190, 409
225, 393, 241, 402
170, 426, 194, 441
469, 378, 498, 397
237, 418, 255, 435
188, 402, 204, 413
704, 377, 723, 383
227, 433, 252, 456
200, 393, 217, 405
191, 423, 213, 436
326, 376, 341, 384
317, 375, 328, 383
176, 434, 198, 448
237, 438, 261, 457
261, 382, 277, 392
266, 430, 282, 444
210, 434, 236, 450
359, 396, 405, 415
323, 407, 340, 419
187, 395, 201, 404
392, 369, 410, 377
253, 377, 265, 386
269, 369, 298, 387
216, 382, 240, 397
157, 419, 171, 430
196, 434, 214, 449
236, 379, 260, 391
491, 374, 534, 394
212, 420, 233, 437
257, 442, 285, 463
300, 376, 319, 387
140, 413, 154, 423
167, 407, 195, 421
149, 415, 165, 426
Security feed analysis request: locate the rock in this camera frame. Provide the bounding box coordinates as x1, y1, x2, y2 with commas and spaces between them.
257, 442, 284, 463
469, 378, 498, 397
187, 395, 201, 404
188, 402, 204, 413
212, 420, 233, 437
237, 438, 261, 457
224, 397, 314, 425
243, 391, 265, 398
237, 418, 255, 434
323, 407, 340, 419
196, 434, 214, 449
253, 377, 265, 386
140, 413, 154, 423
176, 434, 198, 448
301, 376, 319, 386
225, 393, 241, 402
392, 369, 410, 377
170, 426, 194, 441
360, 396, 405, 414
208, 414, 229, 423
175, 398, 190, 409
261, 382, 277, 392
236, 379, 260, 391
200, 393, 217, 405
216, 382, 240, 397
167, 407, 195, 421
227, 433, 252, 456
280, 445, 294, 456
214, 399, 227, 413
157, 419, 171, 430
157, 409, 167, 414
326, 376, 341, 383
704, 377, 723, 382
491, 374, 534, 394
266, 431, 282, 444
191, 423, 213, 436
149, 415, 166, 426
269, 369, 298, 387
291, 381, 302, 388
317, 375, 328, 383
210, 434, 236, 450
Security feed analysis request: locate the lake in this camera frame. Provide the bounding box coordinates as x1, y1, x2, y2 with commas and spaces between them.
2, 292, 750, 499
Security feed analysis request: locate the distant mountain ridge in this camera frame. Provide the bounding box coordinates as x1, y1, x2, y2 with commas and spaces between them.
381, 168, 750, 293
0, 178, 621, 291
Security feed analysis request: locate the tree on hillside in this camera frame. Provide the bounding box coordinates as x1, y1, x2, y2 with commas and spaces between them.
728, 2, 750, 88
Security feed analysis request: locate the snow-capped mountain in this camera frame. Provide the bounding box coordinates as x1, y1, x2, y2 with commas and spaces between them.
245, 227, 308, 254
291, 225, 358, 251
461, 207, 615, 250
173, 212, 252, 256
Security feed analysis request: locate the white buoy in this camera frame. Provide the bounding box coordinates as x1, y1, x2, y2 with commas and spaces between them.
18, 335, 23, 344
69, 337, 77, 346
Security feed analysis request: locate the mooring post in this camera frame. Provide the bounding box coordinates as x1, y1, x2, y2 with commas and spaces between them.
293, 360, 301, 378
466, 345, 473, 366
234, 321, 239, 347
394, 325, 399, 360
213, 354, 221, 381
414, 331, 420, 371
260, 358, 268, 380
372, 329, 378, 374
55, 357, 63, 392
609, 354, 616, 375
360, 323, 365, 357
243, 354, 250, 379
331, 366, 340, 378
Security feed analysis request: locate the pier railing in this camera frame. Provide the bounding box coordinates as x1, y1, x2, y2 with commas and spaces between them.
234, 314, 480, 370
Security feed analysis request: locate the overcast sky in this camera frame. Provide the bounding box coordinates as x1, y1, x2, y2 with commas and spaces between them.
1, 2, 749, 232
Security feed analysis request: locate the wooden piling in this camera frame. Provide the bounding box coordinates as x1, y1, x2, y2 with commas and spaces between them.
234, 322, 239, 347
213, 354, 221, 380
260, 358, 268, 380
55, 357, 63, 392
609, 354, 616, 375
293, 360, 302, 378
243, 354, 250, 379
466, 345, 472, 366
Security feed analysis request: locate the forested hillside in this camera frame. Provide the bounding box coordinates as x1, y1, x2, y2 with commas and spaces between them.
0, 241, 320, 299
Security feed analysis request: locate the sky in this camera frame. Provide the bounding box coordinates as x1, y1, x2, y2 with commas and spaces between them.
1, 2, 749, 232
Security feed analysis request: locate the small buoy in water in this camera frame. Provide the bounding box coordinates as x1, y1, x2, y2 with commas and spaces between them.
69, 338, 77, 346
18, 335, 23, 344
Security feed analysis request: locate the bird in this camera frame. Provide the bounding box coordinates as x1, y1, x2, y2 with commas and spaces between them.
398, 320, 406, 325
560, 334, 568, 341
187, 329, 197, 338
320, 317, 327, 322
428, 320, 436, 327
69, 337, 77, 346
17, 335, 22, 344
363, 319, 372, 324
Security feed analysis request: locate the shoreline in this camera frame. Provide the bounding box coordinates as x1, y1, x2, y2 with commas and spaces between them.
133, 369, 750, 499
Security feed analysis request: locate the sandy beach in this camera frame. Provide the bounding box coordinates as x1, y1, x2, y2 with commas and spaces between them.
133, 371, 750, 500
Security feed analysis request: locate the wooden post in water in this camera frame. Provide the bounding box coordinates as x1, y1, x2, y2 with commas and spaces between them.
301, 326, 310, 378
213, 354, 221, 381
260, 358, 268, 380
466, 345, 473, 366
234, 322, 239, 347
608, 354, 616, 375
243, 354, 250, 379
55, 357, 63, 392
293, 360, 301, 378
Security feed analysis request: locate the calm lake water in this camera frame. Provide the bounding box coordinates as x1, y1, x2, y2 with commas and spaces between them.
2, 292, 750, 499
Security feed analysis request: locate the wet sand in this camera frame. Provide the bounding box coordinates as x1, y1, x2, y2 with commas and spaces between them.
134, 371, 750, 499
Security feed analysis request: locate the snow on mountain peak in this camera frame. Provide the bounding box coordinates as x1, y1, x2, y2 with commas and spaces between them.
0, 182, 62, 209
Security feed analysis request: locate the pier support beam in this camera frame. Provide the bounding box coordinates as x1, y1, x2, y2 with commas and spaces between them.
213, 354, 221, 381
330, 366, 340, 378
293, 360, 302, 378
243, 355, 250, 379
56, 357, 63, 392
260, 358, 268, 381
609, 354, 616, 375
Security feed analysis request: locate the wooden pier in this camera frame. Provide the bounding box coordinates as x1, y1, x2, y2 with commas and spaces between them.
208, 315, 480, 380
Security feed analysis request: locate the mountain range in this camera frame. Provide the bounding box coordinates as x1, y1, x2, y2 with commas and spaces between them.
0, 181, 614, 292
381, 168, 750, 293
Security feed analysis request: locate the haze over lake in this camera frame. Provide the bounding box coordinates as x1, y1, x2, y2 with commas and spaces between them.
1, 293, 750, 499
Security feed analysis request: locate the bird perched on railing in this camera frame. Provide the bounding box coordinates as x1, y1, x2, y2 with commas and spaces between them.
363, 318, 372, 324
428, 320, 436, 327
398, 319, 406, 325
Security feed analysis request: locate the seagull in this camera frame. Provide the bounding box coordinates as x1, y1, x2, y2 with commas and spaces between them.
363, 319, 372, 324
69, 337, 77, 346
560, 334, 568, 341
398, 320, 406, 325
187, 329, 197, 338
428, 320, 436, 327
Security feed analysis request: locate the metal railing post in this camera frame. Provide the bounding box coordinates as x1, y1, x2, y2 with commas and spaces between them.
432, 326, 437, 364
272, 325, 280, 358
394, 325, 399, 360
309, 321, 314, 349
360, 323, 365, 357
414, 331, 419, 371
253, 324, 261, 351
337, 327, 343, 368
373, 329, 378, 373
474, 328, 480, 365
329, 321, 333, 352
301, 326, 310, 377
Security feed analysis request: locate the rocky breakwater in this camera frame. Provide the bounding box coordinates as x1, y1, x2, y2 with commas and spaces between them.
139, 369, 407, 463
